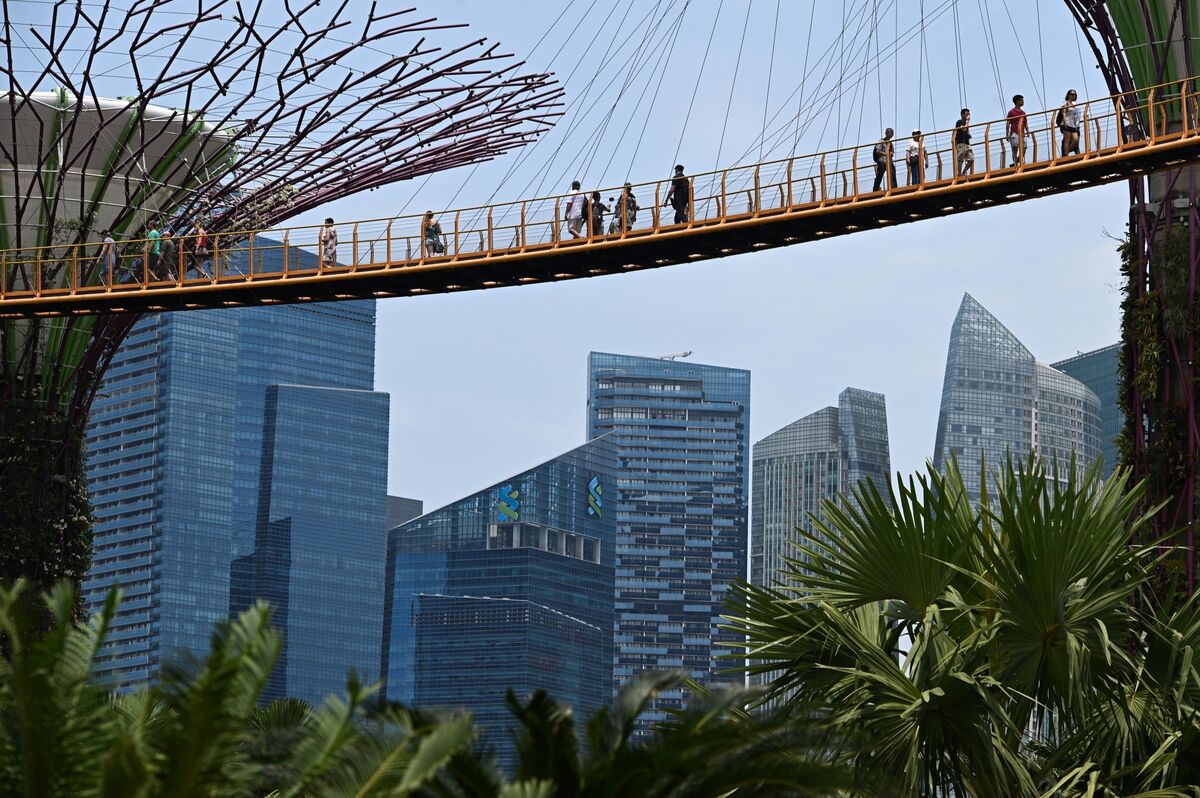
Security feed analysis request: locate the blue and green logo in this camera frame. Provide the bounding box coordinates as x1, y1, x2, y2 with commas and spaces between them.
496, 484, 520, 521
586, 476, 603, 517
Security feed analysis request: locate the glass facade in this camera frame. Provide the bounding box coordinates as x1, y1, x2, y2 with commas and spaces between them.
585, 352, 750, 727
1052, 344, 1121, 477
750, 388, 890, 590
85, 236, 389, 698
382, 438, 617, 769
933, 294, 1101, 499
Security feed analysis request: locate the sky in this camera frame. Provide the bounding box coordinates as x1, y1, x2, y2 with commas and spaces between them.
343, 0, 1125, 511
15, 0, 1127, 511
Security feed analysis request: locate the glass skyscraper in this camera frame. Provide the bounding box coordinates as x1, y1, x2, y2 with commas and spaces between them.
585, 352, 750, 725
382, 438, 617, 769
85, 237, 389, 701
933, 294, 1102, 499
750, 388, 890, 590
1052, 344, 1122, 477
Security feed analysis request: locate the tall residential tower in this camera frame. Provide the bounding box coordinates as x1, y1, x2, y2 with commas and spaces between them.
751, 388, 890, 589
932, 294, 1102, 499
586, 352, 750, 725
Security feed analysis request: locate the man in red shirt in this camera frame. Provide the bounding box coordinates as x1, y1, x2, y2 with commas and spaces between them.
1006, 94, 1029, 166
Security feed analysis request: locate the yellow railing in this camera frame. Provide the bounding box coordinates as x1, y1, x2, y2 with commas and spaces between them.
1, 76, 1196, 303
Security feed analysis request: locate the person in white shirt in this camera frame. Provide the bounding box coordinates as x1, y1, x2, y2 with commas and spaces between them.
565, 181, 586, 239
319, 217, 338, 267
1059, 89, 1081, 157
905, 130, 928, 185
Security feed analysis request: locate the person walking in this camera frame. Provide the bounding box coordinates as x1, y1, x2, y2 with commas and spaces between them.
1006, 94, 1029, 165
589, 191, 608, 237
1058, 89, 1081, 157
872, 128, 896, 192
954, 108, 974, 175
157, 230, 177, 281
320, 217, 338, 267
616, 182, 639, 233
565, 181, 586, 239
905, 130, 928, 185
422, 211, 444, 255
187, 219, 211, 278
663, 164, 690, 224
144, 219, 162, 282
98, 228, 116, 285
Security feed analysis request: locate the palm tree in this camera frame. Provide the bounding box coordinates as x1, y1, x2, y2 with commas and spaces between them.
0, 581, 472, 797
424, 671, 860, 798
723, 457, 1200, 797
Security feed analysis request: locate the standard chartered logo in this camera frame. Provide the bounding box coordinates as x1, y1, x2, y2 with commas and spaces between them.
586, 476, 603, 517
496, 484, 520, 521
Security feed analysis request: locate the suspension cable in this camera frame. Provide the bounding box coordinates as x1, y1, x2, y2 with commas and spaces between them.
713, 0, 754, 174
674, 0, 725, 166
761, 0, 781, 163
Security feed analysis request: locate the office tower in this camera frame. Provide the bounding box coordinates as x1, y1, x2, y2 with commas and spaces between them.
750, 388, 890, 589
387, 495, 424, 530
382, 439, 617, 769
933, 294, 1102, 500
586, 352, 750, 725
85, 238, 389, 700
1052, 344, 1122, 478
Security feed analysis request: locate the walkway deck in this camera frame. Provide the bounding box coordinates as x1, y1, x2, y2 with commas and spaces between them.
2, 78, 1198, 317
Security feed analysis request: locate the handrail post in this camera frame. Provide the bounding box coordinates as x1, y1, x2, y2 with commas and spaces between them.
70, 245, 78, 294
1149, 89, 1158, 140
142, 249, 148, 287
453, 211, 461, 260
984, 122, 993, 175
386, 221, 393, 264
753, 165, 761, 217
819, 155, 827, 206
283, 232, 290, 276
1, 252, 6, 299
212, 233, 220, 284
720, 171, 727, 221
785, 157, 794, 208
1082, 106, 1092, 153
248, 234, 255, 278
487, 209, 494, 252
552, 199, 560, 244
653, 184, 661, 230
352, 223, 359, 271
519, 202, 528, 252
852, 146, 860, 197
917, 141, 926, 185
686, 177, 695, 228
1115, 97, 1126, 148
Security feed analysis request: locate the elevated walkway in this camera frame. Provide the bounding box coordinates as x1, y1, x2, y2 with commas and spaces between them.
3, 78, 1199, 318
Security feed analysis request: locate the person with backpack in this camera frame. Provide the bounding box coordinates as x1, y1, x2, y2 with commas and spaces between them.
905, 130, 928, 185
872, 128, 896, 192
422, 211, 445, 256
565, 180, 587, 239
1058, 89, 1081, 157
1007, 94, 1029, 165
589, 191, 608, 238
615, 182, 639, 233
954, 109, 974, 175
663, 164, 690, 225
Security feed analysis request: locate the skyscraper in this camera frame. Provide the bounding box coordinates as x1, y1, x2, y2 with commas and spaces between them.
1052, 344, 1122, 478
85, 240, 389, 698
381, 438, 617, 769
933, 294, 1102, 499
750, 388, 890, 589
586, 352, 750, 724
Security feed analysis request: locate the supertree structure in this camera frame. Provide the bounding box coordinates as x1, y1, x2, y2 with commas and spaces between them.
0, 0, 561, 604
1065, 0, 1200, 595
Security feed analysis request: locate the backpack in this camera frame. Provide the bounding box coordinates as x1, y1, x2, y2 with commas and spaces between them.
1055, 107, 1065, 129
873, 141, 888, 163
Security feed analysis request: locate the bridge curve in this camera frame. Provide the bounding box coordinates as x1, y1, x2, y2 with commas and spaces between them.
2, 78, 1198, 318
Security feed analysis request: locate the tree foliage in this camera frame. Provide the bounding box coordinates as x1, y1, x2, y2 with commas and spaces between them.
724, 457, 1200, 797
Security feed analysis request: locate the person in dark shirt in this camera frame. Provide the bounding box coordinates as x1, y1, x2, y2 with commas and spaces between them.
953, 108, 974, 175
663, 164, 690, 224
589, 191, 608, 237
872, 128, 896, 192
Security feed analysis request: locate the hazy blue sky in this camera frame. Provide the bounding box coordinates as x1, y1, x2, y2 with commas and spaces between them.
63, 0, 1117, 511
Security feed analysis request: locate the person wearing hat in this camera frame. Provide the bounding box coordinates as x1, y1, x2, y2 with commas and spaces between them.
663, 164, 690, 225
905, 130, 928, 185
319, 217, 338, 268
